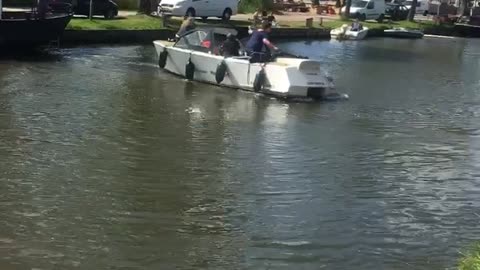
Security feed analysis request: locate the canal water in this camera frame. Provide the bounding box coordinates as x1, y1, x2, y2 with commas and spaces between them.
1, 38, 480, 270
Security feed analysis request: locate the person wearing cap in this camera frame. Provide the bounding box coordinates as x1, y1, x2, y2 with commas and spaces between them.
245, 21, 278, 63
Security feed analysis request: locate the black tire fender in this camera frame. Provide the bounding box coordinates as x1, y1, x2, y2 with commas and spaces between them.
215, 61, 227, 84
158, 49, 168, 69
253, 68, 266, 92
185, 57, 195, 80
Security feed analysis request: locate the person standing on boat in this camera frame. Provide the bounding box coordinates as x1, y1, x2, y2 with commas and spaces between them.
176, 17, 196, 39
245, 21, 279, 63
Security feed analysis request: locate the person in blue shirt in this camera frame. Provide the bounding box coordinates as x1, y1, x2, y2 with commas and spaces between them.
245, 21, 279, 63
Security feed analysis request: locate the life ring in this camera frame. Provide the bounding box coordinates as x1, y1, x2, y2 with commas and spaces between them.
253, 68, 266, 92
158, 49, 168, 68
185, 57, 195, 80
215, 61, 227, 84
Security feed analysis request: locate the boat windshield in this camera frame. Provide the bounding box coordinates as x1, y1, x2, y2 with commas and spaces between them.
351, 0, 369, 7
175, 30, 210, 51
175, 29, 236, 55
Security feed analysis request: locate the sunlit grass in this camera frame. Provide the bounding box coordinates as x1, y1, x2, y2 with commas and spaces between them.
459, 244, 480, 270
66, 15, 164, 30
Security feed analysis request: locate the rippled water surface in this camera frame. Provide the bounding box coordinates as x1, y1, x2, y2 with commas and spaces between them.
1, 38, 480, 269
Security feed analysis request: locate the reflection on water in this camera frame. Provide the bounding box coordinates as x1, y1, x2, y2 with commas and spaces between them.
1, 39, 480, 269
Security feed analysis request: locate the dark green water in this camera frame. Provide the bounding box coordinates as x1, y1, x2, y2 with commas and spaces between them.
1, 38, 480, 269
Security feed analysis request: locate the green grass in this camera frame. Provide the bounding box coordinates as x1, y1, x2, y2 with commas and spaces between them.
66, 15, 164, 30
459, 244, 480, 270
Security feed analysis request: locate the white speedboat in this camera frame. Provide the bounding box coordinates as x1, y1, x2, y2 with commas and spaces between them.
383, 27, 424, 39
330, 24, 369, 40
153, 28, 341, 100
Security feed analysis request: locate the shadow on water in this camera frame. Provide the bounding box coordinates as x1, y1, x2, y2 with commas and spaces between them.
354, 44, 423, 62
0, 48, 64, 62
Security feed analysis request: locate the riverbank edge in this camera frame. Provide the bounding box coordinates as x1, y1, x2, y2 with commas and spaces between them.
60, 25, 459, 45
60, 28, 330, 44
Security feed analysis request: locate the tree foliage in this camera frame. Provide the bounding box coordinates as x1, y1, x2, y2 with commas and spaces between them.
238, 0, 274, 13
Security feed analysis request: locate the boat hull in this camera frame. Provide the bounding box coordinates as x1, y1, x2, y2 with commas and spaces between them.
454, 23, 480, 38
330, 27, 369, 40
0, 12, 72, 47
153, 41, 336, 99
383, 29, 424, 39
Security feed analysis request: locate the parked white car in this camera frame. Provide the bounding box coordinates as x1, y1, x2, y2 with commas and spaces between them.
157, 0, 238, 21
341, 0, 386, 21
405, 0, 429, 15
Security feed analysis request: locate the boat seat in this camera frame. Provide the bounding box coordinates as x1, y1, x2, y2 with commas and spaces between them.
231, 56, 251, 60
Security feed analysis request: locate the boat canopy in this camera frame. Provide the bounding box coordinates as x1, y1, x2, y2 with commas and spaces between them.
174, 28, 239, 53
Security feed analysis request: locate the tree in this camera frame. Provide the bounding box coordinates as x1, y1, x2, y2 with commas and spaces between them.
139, 0, 153, 14
343, 0, 352, 19
335, 0, 341, 8
407, 0, 417, 21
457, 0, 468, 16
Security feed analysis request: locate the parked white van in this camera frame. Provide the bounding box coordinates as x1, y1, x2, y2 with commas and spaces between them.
405, 0, 429, 15
341, 0, 386, 21
158, 0, 238, 21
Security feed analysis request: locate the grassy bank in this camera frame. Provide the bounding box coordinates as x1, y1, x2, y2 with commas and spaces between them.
459, 244, 480, 270
66, 14, 453, 35
66, 15, 252, 30
67, 15, 164, 30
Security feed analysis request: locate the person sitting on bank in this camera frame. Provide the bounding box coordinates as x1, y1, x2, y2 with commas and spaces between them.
220, 33, 241, 57
261, 10, 268, 20
267, 12, 277, 27
351, 19, 363, 31
252, 8, 262, 25
176, 17, 196, 39
245, 22, 279, 63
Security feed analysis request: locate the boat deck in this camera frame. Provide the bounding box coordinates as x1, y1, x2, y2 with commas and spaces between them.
154, 40, 292, 67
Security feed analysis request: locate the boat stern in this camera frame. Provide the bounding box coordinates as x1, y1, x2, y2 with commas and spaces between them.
265, 58, 336, 99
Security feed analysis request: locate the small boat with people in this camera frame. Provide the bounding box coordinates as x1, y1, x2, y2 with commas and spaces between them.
153, 26, 345, 100
330, 24, 369, 40
383, 27, 424, 39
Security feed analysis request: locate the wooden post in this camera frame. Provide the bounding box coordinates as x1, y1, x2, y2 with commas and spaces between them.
306, 17, 313, 28
89, 0, 93, 20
